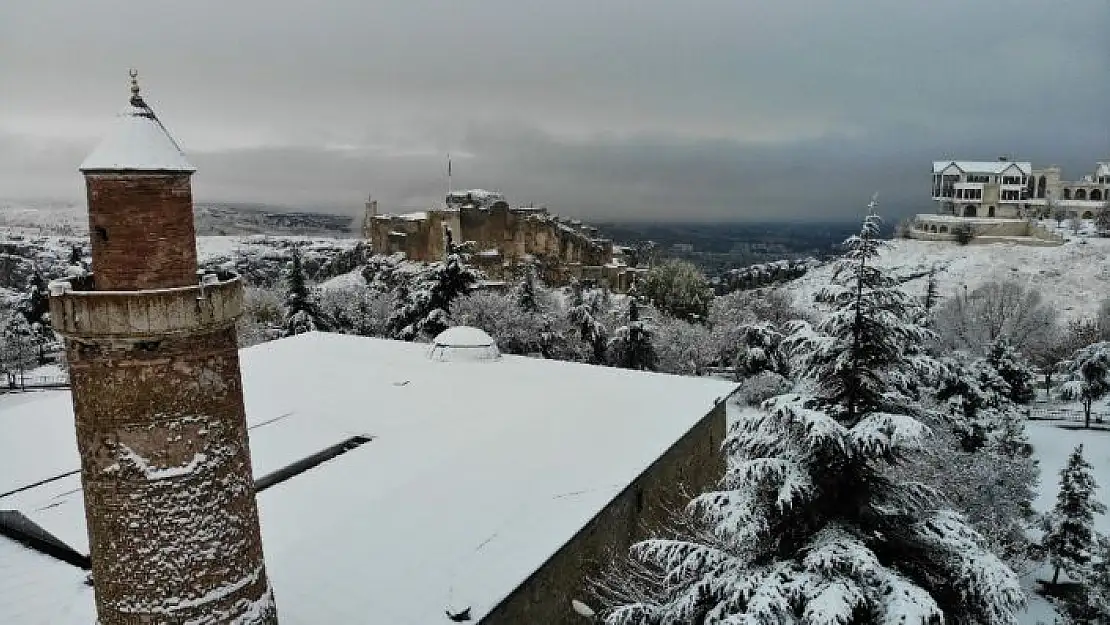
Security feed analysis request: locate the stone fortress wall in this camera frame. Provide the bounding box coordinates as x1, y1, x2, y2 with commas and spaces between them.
363, 190, 643, 291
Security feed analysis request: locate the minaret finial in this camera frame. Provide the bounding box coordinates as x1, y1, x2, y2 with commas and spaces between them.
129, 69, 143, 105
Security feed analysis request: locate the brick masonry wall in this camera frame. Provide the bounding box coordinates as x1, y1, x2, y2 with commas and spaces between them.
481, 400, 728, 625
66, 324, 276, 625
85, 173, 199, 290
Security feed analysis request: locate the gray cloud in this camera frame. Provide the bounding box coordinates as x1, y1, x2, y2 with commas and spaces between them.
1, 0, 1107, 221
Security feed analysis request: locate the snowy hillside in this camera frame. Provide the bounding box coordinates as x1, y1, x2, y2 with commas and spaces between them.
791, 237, 1110, 324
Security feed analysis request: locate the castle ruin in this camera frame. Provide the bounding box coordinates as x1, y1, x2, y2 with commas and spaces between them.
363, 190, 642, 290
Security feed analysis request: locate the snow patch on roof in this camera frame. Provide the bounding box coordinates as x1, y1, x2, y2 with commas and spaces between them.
932, 160, 1031, 175
79, 101, 195, 173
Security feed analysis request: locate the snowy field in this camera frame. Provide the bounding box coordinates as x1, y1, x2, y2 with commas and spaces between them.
1020, 420, 1110, 623
791, 236, 1110, 324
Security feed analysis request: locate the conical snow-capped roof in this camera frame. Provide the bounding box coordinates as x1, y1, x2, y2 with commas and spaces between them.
79, 71, 195, 173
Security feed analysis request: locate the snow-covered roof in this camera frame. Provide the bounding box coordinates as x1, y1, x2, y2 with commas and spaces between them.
932, 160, 1031, 175
0, 332, 736, 624
79, 86, 195, 173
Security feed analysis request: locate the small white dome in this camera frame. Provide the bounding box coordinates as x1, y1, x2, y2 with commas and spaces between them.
429, 326, 500, 362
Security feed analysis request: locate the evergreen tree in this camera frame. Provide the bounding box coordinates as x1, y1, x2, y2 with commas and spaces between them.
282, 248, 329, 337
986, 339, 1036, 404
937, 354, 1013, 452
1060, 342, 1110, 428
1068, 538, 1110, 623
733, 321, 787, 380
568, 281, 609, 364
20, 272, 52, 364
515, 264, 540, 314
386, 248, 478, 341
923, 265, 940, 317
1043, 444, 1106, 586
607, 299, 657, 371
598, 203, 1024, 625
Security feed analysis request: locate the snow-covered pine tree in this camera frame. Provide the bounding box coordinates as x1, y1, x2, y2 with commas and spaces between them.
733, 321, 787, 380
937, 354, 1013, 452
598, 202, 1025, 625
1042, 444, 1107, 586
986, 339, 1036, 404
1068, 537, 1110, 623
923, 265, 940, 318
386, 246, 478, 341
607, 298, 658, 371
568, 280, 609, 364
1060, 342, 1110, 428
20, 272, 52, 364
282, 248, 329, 337
515, 263, 540, 315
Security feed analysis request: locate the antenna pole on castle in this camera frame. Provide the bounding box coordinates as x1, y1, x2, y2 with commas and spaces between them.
447, 153, 453, 198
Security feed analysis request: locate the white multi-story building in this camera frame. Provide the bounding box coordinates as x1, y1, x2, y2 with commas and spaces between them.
931, 159, 1033, 218
932, 158, 1110, 219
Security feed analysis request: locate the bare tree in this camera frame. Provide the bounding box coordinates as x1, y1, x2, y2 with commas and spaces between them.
934, 280, 1057, 354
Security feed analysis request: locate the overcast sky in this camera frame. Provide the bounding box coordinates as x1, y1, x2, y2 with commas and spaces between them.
2, 0, 1108, 222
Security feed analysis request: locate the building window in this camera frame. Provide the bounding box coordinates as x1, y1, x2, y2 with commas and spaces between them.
1076, 189, 1088, 200
1002, 175, 1023, 185
1037, 177, 1046, 198
966, 174, 990, 183
1092, 189, 1103, 201
988, 206, 996, 217
1064, 188, 1072, 200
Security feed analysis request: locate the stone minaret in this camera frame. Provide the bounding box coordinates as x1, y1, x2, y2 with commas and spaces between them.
49, 71, 278, 625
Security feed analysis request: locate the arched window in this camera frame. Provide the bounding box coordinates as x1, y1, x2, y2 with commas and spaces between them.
1037, 176, 1046, 198
1064, 188, 1072, 200
939, 225, 949, 233
930, 225, 938, 233
1076, 189, 1087, 200
964, 205, 977, 217
1083, 211, 1094, 219
1092, 189, 1103, 201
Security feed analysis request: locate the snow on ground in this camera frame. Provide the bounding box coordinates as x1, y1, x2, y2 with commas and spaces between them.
790, 235, 1110, 324
1017, 419, 1110, 624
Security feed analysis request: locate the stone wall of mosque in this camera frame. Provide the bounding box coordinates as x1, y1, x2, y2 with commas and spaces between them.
479, 399, 729, 625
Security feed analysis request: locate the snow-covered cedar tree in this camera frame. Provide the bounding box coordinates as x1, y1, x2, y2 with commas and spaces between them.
568, 280, 610, 364
1065, 536, 1110, 623
1059, 342, 1110, 429
733, 321, 788, 380
986, 339, 1036, 404
607, 298, 658, 371
1042, 444, 1107, 586
596, 206, 1025, 625
282, 248, 330, 337
935, 352, 1033, 457
19, 272, 53, 363
922, 266, 940, 321
934, 281, 1058, 355
894, 407, 1039, 573
639, 259, 713, 323
514, 263, 541, 314
386, 251, 479, 341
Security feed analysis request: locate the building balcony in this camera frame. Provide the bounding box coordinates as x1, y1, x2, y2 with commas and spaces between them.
47, 272, 244, 341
